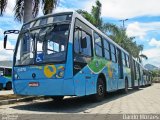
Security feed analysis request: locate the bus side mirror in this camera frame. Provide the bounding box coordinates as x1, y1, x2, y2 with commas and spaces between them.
81, 37, 87, 48
4, 35, 8, 49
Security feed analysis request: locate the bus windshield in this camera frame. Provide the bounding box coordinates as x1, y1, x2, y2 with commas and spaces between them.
15, 23, 70, 66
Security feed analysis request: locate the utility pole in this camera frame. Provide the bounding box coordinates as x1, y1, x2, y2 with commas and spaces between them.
119, 19, 128, 29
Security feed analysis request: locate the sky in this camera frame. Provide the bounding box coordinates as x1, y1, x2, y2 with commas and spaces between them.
0, 0, 160, 67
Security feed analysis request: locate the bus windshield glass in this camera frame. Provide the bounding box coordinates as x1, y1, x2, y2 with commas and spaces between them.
15, 14, 72, 66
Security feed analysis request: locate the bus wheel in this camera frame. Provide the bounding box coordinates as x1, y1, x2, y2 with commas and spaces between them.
136, 85, 140, 90
135, 81, 140, 90
123, 79, 128, 94
5, 82, 12, 90
51, 96, 64, 102
93, 78, 105, 101
0, 83, 3, 90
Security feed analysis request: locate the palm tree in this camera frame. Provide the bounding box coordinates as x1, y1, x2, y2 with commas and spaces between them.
77, 0, 103, 30
137, 45, 148, 63
77, 0, 148, 60
0, 0, 59, 23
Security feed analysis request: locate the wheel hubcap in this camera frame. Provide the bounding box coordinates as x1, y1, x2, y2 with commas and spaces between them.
98, 84, 103, 96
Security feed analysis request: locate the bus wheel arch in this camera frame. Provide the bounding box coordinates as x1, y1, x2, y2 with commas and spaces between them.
92, 73, 106, 101
98, 73, 107, 92
5, 81, 12, 90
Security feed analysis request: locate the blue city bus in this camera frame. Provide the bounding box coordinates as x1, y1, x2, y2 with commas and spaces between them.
4, 11, 147, 101
0, 66, 12, 90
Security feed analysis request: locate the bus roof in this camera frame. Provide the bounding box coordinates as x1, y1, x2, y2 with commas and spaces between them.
23, 11, 73, 26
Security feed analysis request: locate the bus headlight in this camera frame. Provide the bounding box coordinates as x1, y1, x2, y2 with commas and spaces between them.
14, 74, 19, 79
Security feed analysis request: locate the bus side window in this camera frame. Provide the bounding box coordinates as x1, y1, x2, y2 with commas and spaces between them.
74, 28, 92, 57
81, 31, 92, 56
103, 38, 111, 60
110, 44, 117, 62
74, 28, 80, 54
122, 52, 127, 66
126, 55, 130, 68
0, 68, 4, 76
94, 33, 103, 57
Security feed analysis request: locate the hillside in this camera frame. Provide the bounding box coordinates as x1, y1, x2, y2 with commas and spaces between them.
144, 64, 159, 71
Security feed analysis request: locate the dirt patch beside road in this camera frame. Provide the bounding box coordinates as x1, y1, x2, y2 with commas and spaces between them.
0, 94, 23, 100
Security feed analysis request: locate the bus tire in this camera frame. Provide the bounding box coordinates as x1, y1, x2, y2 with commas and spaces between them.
52, 96, 64, 102
5, 82, 12, 90
0, 83, 3, 90
135, 80, 140, 90
92, 78, 105, 102
123, 79, 128, 94
136, 85, 140, 90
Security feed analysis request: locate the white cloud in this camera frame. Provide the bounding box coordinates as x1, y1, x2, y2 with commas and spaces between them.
142, 48, 160, 67
4, 0, 16, 16
126, 22, 146, 39
149, 38, 160, 48
100, 0, 160, 19
7, 34, 19, 41
0, 40, 14, 61
0, 27, 19, 43
0, 28, 3, 35
77, 0, 160, 19
0, 40, 14, 50
126, 22, 160, 39
3, 0, 160, 19
53, 7, 74, 13
126, 23, 160, 66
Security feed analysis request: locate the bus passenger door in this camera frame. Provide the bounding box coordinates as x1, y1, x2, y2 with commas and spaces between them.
117, 49, 123, 79
73, 26, 94, 96
117, 48, 124, 89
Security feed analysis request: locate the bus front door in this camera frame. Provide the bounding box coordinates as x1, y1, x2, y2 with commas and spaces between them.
117, 48, 124, 89
73, 56, 94, 96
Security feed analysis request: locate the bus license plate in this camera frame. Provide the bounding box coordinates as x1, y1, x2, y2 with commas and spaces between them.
29, 82, 39, 87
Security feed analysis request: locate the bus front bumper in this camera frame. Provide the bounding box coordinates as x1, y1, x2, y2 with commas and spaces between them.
13, 79, 75, 96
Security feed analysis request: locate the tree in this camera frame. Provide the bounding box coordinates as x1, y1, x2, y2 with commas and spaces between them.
77, 0, 103, 31
77, 0, 148, 61
136, 45, 148, 63
0, 0, 59, 23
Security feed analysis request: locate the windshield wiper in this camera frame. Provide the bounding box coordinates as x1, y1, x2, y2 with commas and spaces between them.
37, 22, 70, 42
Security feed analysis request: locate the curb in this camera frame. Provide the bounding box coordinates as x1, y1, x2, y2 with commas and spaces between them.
0, 96, 42, 106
